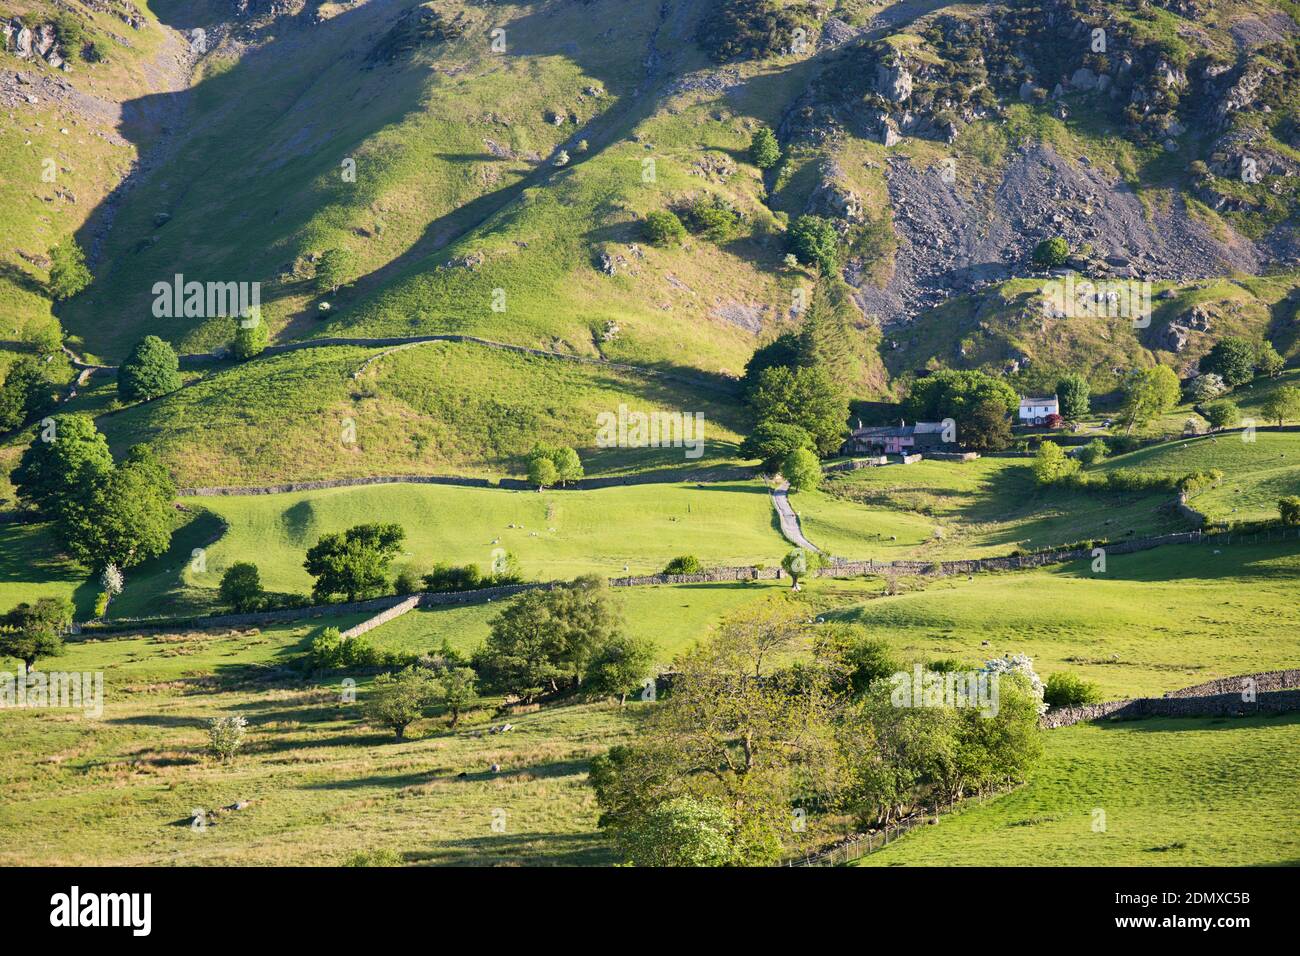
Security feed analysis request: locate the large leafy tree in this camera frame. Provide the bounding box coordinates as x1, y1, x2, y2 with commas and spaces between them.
59, 446, 176, 569
741, 332, 802, 393
526, 444, 581, 487
797, 277, 861, 391
315, 247, 358, 294
1261, 385, 1300, 426
473, 575, 623, 698
0, 596, 73, 668
1119, 365, 1180, 433
219, 562, 265, 612
12, 413, 114, 516
748, 127, 781, 169
962, 399, 1013, 451
1055, 372, 1090, 420
0, 358, 55, 432
1256, 342, 1285, 379
589, 600, 837, 865
1202, 400, 1241, 431
740, 421, 813, 473
1199, 336, 1257, 387
584, 634, 655, 706
1031, 441, 1079, 485
232, 319, 268, 360
303, 523, 406, 602
746, 364, 846, 455
781, 447, 821, 491
788, 214, 839, 276
47, 241, 92, 300
433, 666, 478, 727
614, 796, 736, 867
118, 335, 182, 402
365, 668, 437, 740
903, 369, 1017, 434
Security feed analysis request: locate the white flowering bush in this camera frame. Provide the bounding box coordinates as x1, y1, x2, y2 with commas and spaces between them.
208, 715, 248, 762
982, 653, 1047, 715
101, 563, 124, 597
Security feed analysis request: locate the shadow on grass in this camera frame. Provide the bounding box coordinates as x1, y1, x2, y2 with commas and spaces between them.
408, 830, 614, 867
1094, 713, 1300, 734
297, 766, 438, 790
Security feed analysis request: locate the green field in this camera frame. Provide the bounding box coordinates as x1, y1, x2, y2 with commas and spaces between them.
2, 552, 1295, 866
0, 617, 627, 866
1100, 430, 1300, 524
801, 456, 1186, 560
0, 576, 868, 866
363, 575, 877, 661
0, 522, 96, 617
858, 715, 1300, 866
825, 541, 1300, 698
171, 480, 786, 608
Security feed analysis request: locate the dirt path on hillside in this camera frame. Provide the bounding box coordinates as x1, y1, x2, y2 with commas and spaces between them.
771, 479, 822, 553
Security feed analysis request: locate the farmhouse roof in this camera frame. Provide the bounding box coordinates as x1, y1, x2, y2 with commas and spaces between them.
850, 420, 946, 438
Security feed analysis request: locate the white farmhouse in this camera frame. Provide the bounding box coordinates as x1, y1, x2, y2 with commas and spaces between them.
1018, 395, 1060, 426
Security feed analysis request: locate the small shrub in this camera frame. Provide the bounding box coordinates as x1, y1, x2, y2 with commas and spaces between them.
118, 336, 181, 402
1202, 400, 1240, 432
365, 667, 437, 739
308, 627, 379, 670
685, 195, 740, 241
788, 214, 838, 275
1032, 237, 1070, 267
392, 567, 423, 594
207, 716, 248, 761
662, 555, 703, 575
1077, 438, 1108, 467
749, 127, 781, 168
643, 210, 687, 246
232, 319, 268, 360
1280, 496, 1300, 527
219, 561, 264, 613
1043, 672, 1104, 709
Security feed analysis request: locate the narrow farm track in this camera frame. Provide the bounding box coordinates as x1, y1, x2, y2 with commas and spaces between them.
770, 479, 823, 553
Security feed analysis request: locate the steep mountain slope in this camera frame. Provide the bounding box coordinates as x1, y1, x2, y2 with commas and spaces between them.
1, 0, 190, 365
4, 0, 1299, 487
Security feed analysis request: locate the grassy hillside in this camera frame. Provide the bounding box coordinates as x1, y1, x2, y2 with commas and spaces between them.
858, 715, 1300, 866
1100, 429, 1300, 524
172, 479, 786, 607
801, 455, 1186, 560
824, 540, 1300, 699
0, 575, 882, 865
57, 0, 792, 377
94, 341, 749, 487
0, 0, 183, 357
0, 616, 629, 865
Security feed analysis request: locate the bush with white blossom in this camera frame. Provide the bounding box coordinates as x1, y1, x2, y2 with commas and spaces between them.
982, 653, 1047, 715
208, 716, 248, 761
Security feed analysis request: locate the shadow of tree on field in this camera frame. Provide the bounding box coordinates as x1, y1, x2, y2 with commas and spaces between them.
408, 830, 613, 867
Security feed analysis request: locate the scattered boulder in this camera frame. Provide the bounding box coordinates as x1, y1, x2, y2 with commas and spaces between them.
876, 61, 913, 103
